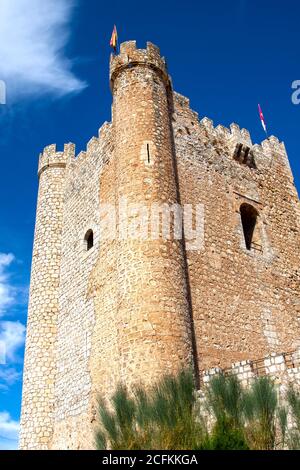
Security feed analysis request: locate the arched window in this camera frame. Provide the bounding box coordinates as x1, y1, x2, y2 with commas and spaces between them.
240, 204, 259, 251
84, 230, 94, 251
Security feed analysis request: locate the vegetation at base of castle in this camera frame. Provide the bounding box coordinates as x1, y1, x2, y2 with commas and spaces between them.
95, 370, 300, 451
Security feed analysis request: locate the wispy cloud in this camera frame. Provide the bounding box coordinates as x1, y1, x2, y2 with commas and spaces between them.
0, 252, 29, 317
0, 367, 21, 391
0, 412, 19, 450
0, 253, 15, 315
0, 253, 26, 451
0, 321, 26, 363
0, 253, 26, 389
0, 0, 86, 100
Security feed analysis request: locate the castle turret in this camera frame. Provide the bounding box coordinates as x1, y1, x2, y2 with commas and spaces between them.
20, 144, 74, 449
19, 38, 300, 451
109, 41, 195, 387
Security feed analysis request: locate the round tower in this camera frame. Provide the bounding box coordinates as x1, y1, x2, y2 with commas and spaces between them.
20, 143, 74, 449
110, 41, 195, 387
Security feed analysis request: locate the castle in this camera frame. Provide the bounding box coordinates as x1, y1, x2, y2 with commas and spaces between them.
20, 41, 300, 449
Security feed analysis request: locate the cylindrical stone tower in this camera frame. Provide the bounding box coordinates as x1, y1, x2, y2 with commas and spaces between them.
110, 41, 195, 386
19, 144, 73, 449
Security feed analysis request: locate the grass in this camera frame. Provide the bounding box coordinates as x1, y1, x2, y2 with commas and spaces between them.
95, 369, 300, 450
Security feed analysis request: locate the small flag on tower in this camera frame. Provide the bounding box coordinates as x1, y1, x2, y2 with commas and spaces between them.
110, 25, 118, 53
258, 104, 267, 135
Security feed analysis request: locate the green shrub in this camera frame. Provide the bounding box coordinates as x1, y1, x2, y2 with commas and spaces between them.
205, 373, 245, 428
286, 386, 300, 449
199, 417, 249, 450
96, 369, 204, 450
95, 369, 300, 451
243, 376, 277, 450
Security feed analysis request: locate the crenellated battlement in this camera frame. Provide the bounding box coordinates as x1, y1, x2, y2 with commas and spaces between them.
21, 38, 300, 451
173, 91, 291, 172
38, 143, 75, 177
199, 115, 285, 154
173, 89, 286, 157
110, 40, 170, 90
38, 122, 114, 183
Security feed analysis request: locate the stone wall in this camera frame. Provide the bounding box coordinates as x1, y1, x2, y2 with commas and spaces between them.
51, 124, 113, 449
20, 145, 70, 449
20, 41, 300, 450
201, 349, 300, 388
173, 92, 300, 370
199, 349, 300, 442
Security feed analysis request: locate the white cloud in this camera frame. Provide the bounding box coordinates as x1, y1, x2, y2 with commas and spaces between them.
0, 321, 26, 363
0, 412, 19, 450
0, 255, 25, 450
0, 0, 86, 99
0, 253, 15, 315
0, 367, 22, 390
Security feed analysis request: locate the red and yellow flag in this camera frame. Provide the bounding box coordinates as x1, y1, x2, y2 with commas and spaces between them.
110, 25, 118, 52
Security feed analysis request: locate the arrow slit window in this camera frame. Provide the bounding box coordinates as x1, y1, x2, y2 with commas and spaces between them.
240, 204, 262, 252
84, 230, 94, 251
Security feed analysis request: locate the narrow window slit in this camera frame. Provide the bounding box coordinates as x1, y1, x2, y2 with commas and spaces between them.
84, 230, 94, 251
240, 204, 260, 251
147, 144, 151, 164
243, 147, 250, 163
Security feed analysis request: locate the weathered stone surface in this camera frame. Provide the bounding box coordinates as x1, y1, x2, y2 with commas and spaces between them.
20, 41, 300, 450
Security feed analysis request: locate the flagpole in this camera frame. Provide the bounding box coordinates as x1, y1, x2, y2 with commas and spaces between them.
258, 103, 272, 168
258, 105, 269, 139
115, 25, 120, 55
110, 25, 119, 56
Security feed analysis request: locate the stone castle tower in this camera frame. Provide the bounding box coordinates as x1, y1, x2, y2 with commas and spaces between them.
20, 41, 300, 449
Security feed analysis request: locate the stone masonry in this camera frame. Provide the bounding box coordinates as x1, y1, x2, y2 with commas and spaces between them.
20, 41, 300, 449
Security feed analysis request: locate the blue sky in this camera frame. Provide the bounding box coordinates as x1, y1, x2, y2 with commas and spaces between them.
0, 0, 299, 450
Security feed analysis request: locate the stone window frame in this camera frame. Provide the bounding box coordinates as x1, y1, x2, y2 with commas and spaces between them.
84, 229, 94, 251
81, 224, 99, 258
233, 192, 267, 257
140, 140, 155, 167
240, 203, 261, 252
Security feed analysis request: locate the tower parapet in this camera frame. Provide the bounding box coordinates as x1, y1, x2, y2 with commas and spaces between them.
110, 41, 170, 91
38, 143, 75, 177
